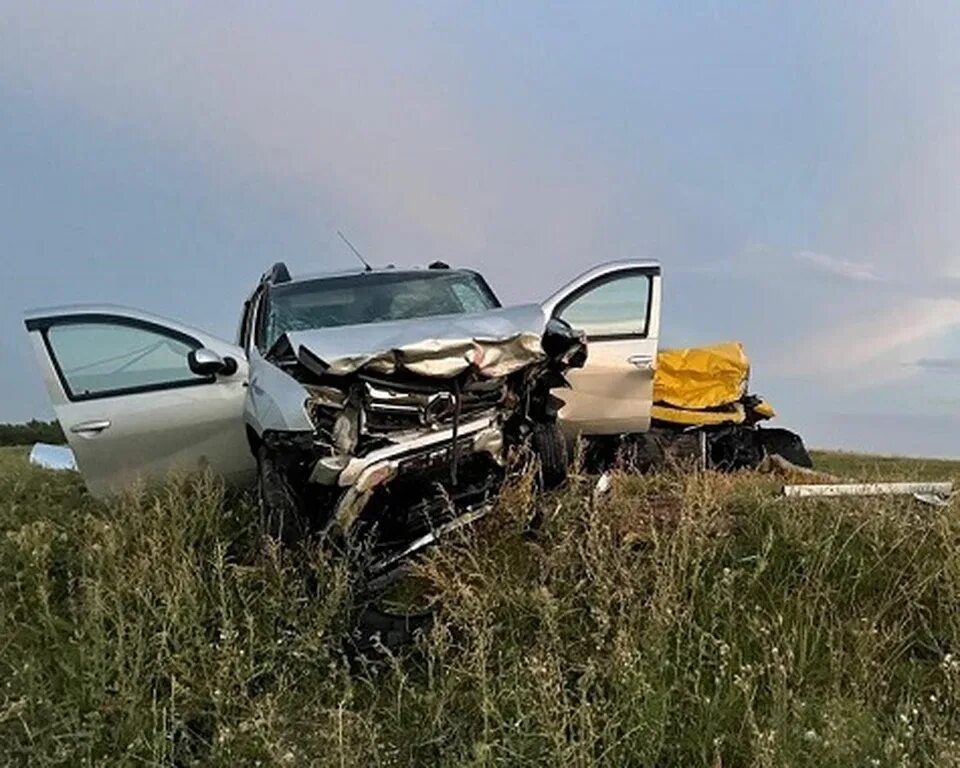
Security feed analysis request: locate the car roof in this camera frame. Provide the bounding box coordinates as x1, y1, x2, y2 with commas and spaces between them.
280, 259, 662, 286
283, 265, 482, 284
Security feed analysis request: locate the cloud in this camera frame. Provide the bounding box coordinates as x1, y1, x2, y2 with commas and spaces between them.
912, 358, 960, 373
778, 297, 960, 382
0, 4, 648, 303
776, 13, 960, 391
794, 250, 882, 282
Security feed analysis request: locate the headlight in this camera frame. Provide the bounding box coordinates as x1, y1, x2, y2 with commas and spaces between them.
332, 405, 360, 454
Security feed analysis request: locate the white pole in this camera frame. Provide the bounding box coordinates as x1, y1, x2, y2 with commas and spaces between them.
782, 482, 953, 498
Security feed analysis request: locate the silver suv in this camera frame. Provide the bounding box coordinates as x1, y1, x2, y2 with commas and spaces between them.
25, 260, 662, 560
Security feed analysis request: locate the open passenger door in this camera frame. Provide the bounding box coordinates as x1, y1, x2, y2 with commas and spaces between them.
542, 261, 662, 435
24, 306, 255, 496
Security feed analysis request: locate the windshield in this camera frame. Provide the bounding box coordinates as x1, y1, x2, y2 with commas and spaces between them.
259, 271, 500, 350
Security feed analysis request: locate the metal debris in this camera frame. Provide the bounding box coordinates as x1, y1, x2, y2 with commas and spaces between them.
782, 482, 953, 499
29, 443, 77, 472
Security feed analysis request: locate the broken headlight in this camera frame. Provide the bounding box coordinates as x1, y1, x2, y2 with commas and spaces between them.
332, 405, 360, 455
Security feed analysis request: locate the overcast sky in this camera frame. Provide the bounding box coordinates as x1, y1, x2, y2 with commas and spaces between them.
2, 3, 959, 456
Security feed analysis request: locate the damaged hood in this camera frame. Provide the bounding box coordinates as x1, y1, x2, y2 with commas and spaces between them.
281, 304, 549, 378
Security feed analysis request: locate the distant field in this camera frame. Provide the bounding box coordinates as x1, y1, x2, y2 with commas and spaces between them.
3, 445, 960, 766
9, 444, 959, 481
811, 449, 960, 482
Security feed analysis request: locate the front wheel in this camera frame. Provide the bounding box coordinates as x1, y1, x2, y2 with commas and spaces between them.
531, 421, 568, 490
257, 445, 308, 545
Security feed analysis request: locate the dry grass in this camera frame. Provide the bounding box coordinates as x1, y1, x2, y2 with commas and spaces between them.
3, 446, 960, 766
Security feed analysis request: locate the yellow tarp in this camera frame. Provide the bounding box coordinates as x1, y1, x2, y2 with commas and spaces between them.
650, 399, 776, 427
651, 402, 746, 426
651, 342, 776, 427
654, 342, 750, 410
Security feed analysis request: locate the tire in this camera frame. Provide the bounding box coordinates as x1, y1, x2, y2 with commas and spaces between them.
257, 445, 308, 545
708, 426, 764, 471
756, 428, 813, 468
531, 421, 568, 490
348, 604, 434, 658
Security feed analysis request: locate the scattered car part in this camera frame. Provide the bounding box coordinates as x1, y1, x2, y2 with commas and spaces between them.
593, 472, 612, 497
758, 453, 840, 482
28, 443, 78, 471
361, 504, 493, 593
782, 482, 953, 499
913, 493, 950, 507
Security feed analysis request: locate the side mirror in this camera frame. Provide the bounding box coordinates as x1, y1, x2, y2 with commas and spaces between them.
542, 318, 588, 370
188, 348, 238, 377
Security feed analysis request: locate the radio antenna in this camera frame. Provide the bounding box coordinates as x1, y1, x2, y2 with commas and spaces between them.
337, 230, 372, 272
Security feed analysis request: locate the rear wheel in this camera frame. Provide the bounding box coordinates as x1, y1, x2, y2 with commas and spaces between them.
257, 445, 308, 545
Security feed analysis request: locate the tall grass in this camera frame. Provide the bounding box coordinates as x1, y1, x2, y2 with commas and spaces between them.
3, 450, 960, 766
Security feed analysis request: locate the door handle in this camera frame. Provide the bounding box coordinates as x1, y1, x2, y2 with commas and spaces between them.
70, 419, 111, 435
627, 354, 655, 370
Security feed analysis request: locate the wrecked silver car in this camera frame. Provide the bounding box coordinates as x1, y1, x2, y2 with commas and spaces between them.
244, 265, 585, 558
23, 257, 808, 571
24, 262, 585, 566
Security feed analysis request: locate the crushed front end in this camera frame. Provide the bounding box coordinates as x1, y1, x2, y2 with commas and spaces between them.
259, 306, 586, 568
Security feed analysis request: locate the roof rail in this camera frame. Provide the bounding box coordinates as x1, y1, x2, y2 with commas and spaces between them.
264, 262, 291, 284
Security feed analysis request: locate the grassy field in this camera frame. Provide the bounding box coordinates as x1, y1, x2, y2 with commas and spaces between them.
3, 445, 960, 766
810, 450, 960, 483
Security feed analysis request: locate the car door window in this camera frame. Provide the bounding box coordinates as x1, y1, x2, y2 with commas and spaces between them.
45, 320, 208, 400
557, 274, 651, 338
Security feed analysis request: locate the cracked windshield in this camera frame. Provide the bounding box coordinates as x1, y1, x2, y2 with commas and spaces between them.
261, 271, 498, 349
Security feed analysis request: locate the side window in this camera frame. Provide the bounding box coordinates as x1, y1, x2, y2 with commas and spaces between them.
45, 321, 206, 400
558, 274, 651, 338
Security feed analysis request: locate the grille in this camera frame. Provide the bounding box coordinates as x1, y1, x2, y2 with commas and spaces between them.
362, 376, 503, 433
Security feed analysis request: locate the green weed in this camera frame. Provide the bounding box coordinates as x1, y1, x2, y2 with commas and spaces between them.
2, 448, 960, 766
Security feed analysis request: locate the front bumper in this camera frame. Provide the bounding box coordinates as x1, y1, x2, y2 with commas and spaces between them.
308, 415, 504, 532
